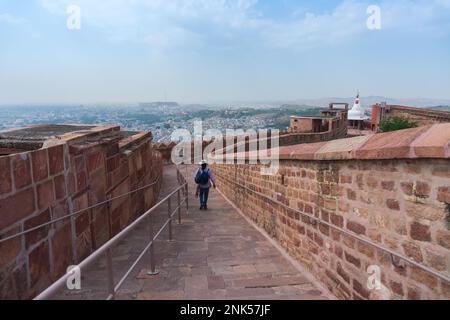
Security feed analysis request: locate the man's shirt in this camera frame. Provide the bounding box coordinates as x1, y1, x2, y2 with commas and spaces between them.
194, 167, 216, 189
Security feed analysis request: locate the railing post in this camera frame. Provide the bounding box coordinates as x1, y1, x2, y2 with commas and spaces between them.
106, 248, 115, 300
147, 214, 159, 276
168, 197, 173, 241
185, 183, 189, 215
177, 189, 182, 224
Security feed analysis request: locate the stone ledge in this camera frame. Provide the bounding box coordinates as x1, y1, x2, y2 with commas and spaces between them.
55, 125, 120, 144
210, 124, 450, 161
118, 131, 153, 151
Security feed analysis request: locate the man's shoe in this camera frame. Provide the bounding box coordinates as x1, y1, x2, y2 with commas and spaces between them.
204, 205, 208, 210
199, 206, 203, 210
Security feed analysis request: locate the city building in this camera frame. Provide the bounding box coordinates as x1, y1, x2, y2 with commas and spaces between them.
288, 102, 348, 134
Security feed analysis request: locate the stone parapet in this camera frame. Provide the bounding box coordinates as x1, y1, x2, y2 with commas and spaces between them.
216, 123, 450, 162
211, 124, 450, 300
0, 124, 163, 299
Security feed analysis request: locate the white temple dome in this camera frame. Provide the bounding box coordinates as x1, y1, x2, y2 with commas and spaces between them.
348, 94, 369, 121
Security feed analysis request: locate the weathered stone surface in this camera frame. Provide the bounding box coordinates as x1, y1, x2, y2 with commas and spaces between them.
386, 199, 400, 211
53, 174, 66, 200
0, 125, 163, 300
315, 135, 371, 160
344, 252, 361, 268
381, 181, 395, 191
402, 241, 423, 262
409, 221, 431, 242
37, 180, 55, 210
437, 187, 450, 204
28, 240, 50, 288
412, 123, 450, 158
0, 226, 21, 270
87, 150, 104, 173
0, 187, 35, 230
12, 154, 32, 189
212, 156, 450, 300
0, 157, 12, 194
31, 149, 48, 183
49, 165, 330, 301
48, 145, 64, 175
51, 224, 73, 278
24, 209, 51, 248
207, 275, 226, 290
355, 126, 429, 159
436, 230, 450, 250
346, 220, 366, 235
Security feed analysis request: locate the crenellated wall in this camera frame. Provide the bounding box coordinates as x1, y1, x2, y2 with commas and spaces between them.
0, 125, 163, 299
211, 124, 450, 300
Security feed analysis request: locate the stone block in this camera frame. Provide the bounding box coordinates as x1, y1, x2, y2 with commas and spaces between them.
12, 154, 32, 189
409, 221, 431, 242
24, 209, 51, 248
0, 226, 22, 270
437, 187, 450, 204
0, 188, 35, 230
352, 279, 370, 299
336, 262, 350, 284
0, 157, 12, 194
346, 220, 366, 235
48, 145, 64, 175
381, 181, 395, 191
436, 230, 450, 250
413, 123, 450, 158
28, 240, 50, 288
53, 174, 66, 200
355, 126, 429, 159
410, 267, 438, 291
344, 251, 361, 268
402, 241, 423, 262
51, 224, 73, 278
31, 149, 48, 183
386, 199, 400, 211
87, 150, 104, 173
37, 180, 55, 210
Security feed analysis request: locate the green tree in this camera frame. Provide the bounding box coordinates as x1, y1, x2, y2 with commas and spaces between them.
379, 117, 418, 132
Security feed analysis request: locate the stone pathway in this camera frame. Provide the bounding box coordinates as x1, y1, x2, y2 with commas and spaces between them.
56, 165, 331, 300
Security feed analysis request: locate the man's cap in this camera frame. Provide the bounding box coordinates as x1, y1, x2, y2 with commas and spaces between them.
199, 160, 208, 165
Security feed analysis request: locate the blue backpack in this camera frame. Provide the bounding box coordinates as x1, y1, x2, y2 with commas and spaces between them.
195, 169, 210, 185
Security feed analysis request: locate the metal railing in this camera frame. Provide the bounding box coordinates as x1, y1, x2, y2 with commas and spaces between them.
34, 166, 189, 300
217, 174, 450, 284
0, 178, 161, 245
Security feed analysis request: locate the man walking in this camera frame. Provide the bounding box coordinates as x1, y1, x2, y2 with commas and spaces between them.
194, 160, 216, 210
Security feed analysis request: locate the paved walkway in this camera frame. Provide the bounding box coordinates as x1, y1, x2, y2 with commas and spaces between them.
57, 165, 331, 300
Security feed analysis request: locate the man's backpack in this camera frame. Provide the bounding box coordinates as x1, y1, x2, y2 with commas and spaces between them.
195, 169, 210, 185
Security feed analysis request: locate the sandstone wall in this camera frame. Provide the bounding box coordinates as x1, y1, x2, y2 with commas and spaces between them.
385, 105, 450, 127
153, 115, 348, 165
211, 124, 450, 300
154, 140, 213, 164
0, 126, 163, 299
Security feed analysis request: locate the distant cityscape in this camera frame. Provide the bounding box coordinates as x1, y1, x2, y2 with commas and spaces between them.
0, 100, 448, 143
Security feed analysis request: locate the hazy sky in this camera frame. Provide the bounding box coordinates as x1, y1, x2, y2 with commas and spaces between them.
1, 0, 450, 104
